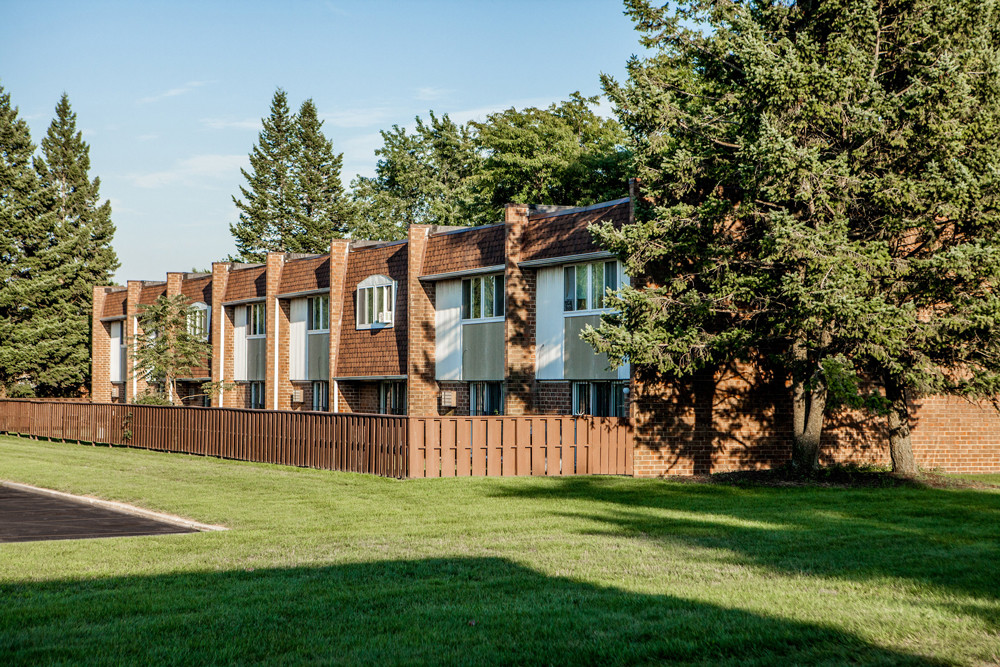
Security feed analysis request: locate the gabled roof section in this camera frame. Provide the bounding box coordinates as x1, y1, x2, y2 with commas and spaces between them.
521, 198, 629, 263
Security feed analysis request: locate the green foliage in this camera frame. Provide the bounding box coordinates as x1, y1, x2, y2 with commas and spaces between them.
351, 94, 631, 237
130, 294, 212, 404
588, 0, 1000, 469
231, 90, 353, 261
133, 391, 172, 406
6, 382, 35, 398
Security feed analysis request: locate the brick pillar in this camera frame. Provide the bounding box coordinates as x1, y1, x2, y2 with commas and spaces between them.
407, 225, 437, 415
125, 281, 144, 402
504, 204, 535, 415
164, 273, 184, 404
91, 286, 111, 403
211, 263, 230, 407
328, 239, 351, 412
265, 252, 284, 410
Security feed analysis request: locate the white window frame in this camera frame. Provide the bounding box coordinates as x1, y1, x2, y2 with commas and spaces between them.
572, 381, 628, 418
356, 275, 396, 330
470, 381, 504, 416
312, 380, 329, 412
187, 302, 210, 340
307, 295, 329, 332
461, 274, 505, 322
246, 302, 266, 338
249, 380, 265, 410
563, 260, 621, 315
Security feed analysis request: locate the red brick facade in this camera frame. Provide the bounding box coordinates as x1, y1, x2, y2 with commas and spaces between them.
91, 197, 1000, 476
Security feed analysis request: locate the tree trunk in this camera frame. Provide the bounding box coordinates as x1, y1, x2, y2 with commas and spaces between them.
884, 378, 918, 476
791, 340, 827, 470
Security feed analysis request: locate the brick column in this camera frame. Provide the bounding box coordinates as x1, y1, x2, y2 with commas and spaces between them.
211, 263, 230, 407
125, 280, 144, 402
328, 239, 351, 412
91, 286, 111, 403
265, 252, 284, 410
406, 225, 437, 415
164, 273, 184, 404
504, 204, 535, 415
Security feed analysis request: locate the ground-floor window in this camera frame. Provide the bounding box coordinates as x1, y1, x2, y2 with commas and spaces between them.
470, 381, 504, 416
312, 381, 329, 411
379, 381, 406, 415
249, 381, 265, 409
572, 381, 627, 418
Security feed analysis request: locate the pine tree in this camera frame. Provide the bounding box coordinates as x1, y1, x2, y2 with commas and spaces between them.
292, 99, 352, 252
587, 0, 1000, 474
30, 93, 119, 396
0, 83, 52, 395
231, 89, 300, 262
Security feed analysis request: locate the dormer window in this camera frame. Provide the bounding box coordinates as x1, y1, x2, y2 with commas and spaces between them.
357, 275, 395, 329
187, 302, 210, 340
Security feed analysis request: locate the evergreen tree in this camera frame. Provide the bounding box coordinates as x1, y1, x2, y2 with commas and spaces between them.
587, 0, 1000, 474
31, 93, 119, 395
231, 88, 300, 262
292, 98, 353, 252
0, 83, 53, 394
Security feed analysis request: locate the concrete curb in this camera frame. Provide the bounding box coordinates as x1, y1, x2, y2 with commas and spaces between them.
1, 481, 229, 533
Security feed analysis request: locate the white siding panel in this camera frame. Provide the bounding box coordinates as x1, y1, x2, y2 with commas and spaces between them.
435, 279, 463, 381
536, 266, 564, 379
109, 321, 122, 382
233, 306, 247, 381
289, 298, 307, 380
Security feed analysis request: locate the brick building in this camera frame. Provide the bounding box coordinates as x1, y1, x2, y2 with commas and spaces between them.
92, 196, 1000, 476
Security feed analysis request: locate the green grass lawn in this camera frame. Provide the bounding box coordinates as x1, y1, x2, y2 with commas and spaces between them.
1, 435, 998, 665
946, 472, 1000, 487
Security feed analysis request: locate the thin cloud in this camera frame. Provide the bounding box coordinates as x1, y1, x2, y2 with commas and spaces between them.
137, 133, 159, 142
129, 154, 246, 189
321, 107, 393, 128
201, 117, 261, 130
415, 86, 451, 102
138, 80, 212, 105
324, 2, 349, 16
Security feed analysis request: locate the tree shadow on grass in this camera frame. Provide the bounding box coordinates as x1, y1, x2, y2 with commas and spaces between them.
0, 557, 941, 666
489, 478, 1000, 611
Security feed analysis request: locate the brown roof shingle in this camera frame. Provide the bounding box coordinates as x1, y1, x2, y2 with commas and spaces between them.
521, 200, 629, 263
421, 225, 505, 276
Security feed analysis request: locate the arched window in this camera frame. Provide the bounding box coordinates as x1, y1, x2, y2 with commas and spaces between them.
188, 302, 211, 340
356, 275, 395, 329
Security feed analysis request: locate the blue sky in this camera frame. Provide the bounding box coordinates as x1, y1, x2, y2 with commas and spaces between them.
1, 1, 643, 283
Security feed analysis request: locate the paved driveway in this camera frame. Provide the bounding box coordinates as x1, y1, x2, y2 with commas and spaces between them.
0, 486, 196, 542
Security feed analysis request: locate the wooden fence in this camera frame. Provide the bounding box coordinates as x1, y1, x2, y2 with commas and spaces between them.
0, 400, 633, 479
409, 416, 632, 477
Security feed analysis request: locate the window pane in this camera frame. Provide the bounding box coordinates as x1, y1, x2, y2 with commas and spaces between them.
472, 277, 482, 319
576, 265, 588, 310
366, 288, 374, 324
592, 261, 604, 309
484, 274, 494, 318
321, 296, 329, 329
594, 382, 611, 417
494, 275, 505, 317
462, 279, 471, 319
564, 267, 575, 311
383, 286, 392, 317
605, 261, 618, 294
377, 286, 385, 320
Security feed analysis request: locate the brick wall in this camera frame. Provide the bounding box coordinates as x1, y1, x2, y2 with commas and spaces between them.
407, 225, 438, 415
90, 287, 111, 402
534, 381, 572, 414
211, 263, 230, 407
504, 204, 535, 414
264, 253, 284, 410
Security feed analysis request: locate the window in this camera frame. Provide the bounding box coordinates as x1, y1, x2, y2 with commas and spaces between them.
572, 381, 628, 418
308, 296, 329, 332
357, 275, 395, 329
249, 381, 265, 409
470, 381, 504, 416
312, 380, 329, 411
247, 302, 266, 337
379, 381, 406, 415
462, 274, 504, 320
187, 302, 210, 340
563, 261, 619, 312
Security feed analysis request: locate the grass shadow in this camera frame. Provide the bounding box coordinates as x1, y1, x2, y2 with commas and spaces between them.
0, 557, 942, 665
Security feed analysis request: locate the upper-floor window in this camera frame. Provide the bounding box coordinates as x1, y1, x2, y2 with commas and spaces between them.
247, 302, 266, 337
564, 261, 619, 313
308, 295, 329, 332
357, 275, 395, 329
462, 274, 504, 321
187, 302, 210, 340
